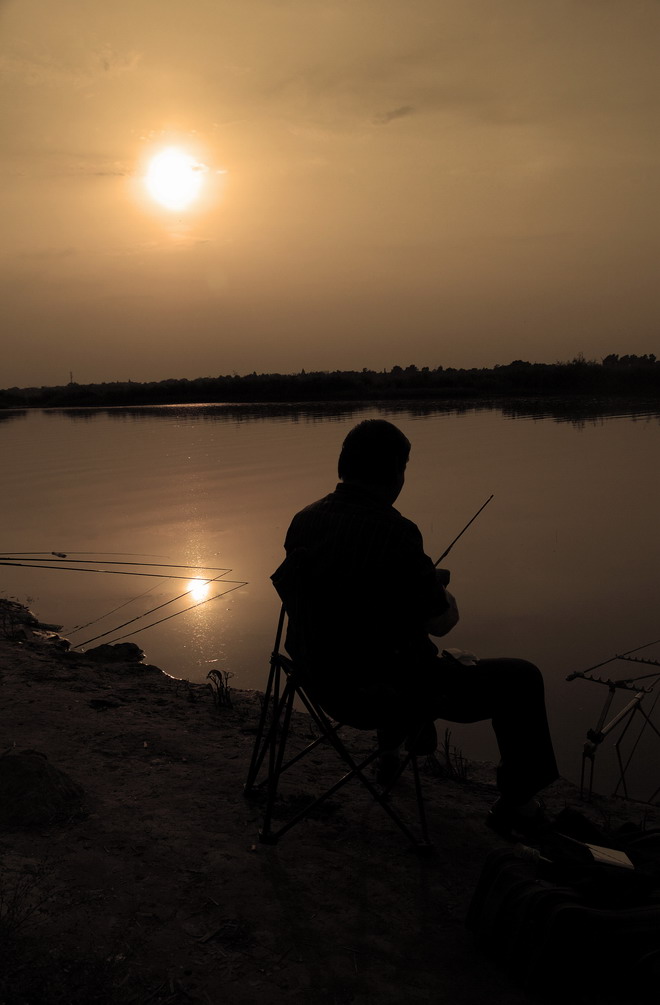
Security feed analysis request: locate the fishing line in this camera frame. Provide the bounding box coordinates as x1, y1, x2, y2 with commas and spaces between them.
64, 578, 165, 636
63, 557, 233, 634
72, 572, 243, 648
95, 581, 248, 646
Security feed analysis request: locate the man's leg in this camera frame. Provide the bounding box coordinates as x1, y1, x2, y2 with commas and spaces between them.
408, 656, 558, 804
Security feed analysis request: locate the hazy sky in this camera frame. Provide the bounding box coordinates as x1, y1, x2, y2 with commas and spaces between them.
2, 0, 658, 387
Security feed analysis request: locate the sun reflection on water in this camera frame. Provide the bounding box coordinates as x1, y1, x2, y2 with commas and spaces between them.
187, 578, 211, 603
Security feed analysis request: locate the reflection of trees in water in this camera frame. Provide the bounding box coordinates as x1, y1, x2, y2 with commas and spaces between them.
0, 409, 26, 424
52, 402, 368, 424
57, 409, 98, 422
499, 399, 660, 427
33, 398, 660, 427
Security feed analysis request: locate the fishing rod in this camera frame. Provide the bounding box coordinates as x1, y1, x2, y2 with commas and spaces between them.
0, 556, 232, 572
72, 572, 246, 649
434, 494, 494, 568
0, 551, 171, 558
0, 560, 229, 582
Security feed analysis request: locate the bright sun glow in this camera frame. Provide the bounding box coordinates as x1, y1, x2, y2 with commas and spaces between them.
145, 148, 205, 210
188, 578, 210, 603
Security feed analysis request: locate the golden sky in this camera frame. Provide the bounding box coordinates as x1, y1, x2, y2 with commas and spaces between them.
1, 0, 658, 386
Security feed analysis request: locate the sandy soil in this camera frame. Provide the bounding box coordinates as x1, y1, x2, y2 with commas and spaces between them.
0, 600, 655, 1005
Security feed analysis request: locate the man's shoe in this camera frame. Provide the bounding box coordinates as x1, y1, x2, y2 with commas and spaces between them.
486, 798, 552, 842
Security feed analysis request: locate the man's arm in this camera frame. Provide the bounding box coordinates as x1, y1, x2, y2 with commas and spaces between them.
395, 521, 454, 622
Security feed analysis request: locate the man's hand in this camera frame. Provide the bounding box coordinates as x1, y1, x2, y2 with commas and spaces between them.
427, 588, 459, 637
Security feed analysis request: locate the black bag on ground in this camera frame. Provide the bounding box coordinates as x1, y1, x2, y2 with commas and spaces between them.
467, 812, 660, 999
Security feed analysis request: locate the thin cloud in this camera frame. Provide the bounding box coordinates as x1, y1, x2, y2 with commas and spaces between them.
373, 105, 415, 125
0, 41, 139, 89
20, 247, 77, 261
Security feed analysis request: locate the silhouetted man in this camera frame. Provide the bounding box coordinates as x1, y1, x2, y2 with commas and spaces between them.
273, 419, 558, 837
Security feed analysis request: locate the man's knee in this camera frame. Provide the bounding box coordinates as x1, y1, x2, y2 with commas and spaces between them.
481, 657, 545, 697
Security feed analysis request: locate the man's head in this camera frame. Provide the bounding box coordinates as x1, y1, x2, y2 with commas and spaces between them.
338, 420, 410, 500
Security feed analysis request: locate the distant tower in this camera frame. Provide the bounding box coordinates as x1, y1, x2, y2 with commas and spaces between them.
69, 371, 74, 385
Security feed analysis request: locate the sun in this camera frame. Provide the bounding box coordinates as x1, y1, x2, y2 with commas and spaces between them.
145, 147, 206, 211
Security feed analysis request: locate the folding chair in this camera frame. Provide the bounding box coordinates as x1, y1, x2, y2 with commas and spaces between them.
244, 606, 434, 852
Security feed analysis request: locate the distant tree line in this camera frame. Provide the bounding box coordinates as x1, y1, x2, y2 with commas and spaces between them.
1, 353, 658, 409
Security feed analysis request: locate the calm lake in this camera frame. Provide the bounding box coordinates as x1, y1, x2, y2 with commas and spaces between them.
2, 402, 659, 800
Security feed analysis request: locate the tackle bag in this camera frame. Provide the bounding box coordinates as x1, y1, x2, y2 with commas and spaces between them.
467, 816, 660, 999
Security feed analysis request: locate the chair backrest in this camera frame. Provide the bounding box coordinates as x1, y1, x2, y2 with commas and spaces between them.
275, 633, 405, 733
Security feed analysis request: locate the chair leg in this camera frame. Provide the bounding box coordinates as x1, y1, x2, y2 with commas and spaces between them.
410, 754, 432, 850
245, 604, 288, 793
244, 658, 279, 794
244, 646, 434, 851
259, 678, 297, 844
264, 689, 434, 851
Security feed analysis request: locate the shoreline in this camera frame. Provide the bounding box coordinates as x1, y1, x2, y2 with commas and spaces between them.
1, 601, 655, 1003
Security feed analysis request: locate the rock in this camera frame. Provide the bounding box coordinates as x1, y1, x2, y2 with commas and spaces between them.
0, 599, 39, 626
0, 599, 62, 635
85, 642, 145, 663
0, 750, 85, 827
48, 636, 71, 650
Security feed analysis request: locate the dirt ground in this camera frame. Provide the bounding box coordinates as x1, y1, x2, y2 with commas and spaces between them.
0, 600, 656, 1005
